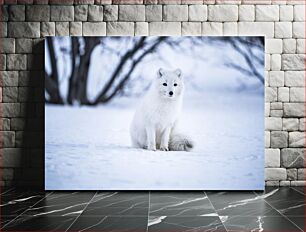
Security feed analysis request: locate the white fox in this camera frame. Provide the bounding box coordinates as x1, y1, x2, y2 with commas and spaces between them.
130, 68, 194, 152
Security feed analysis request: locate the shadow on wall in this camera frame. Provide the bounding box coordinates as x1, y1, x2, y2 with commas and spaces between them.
13, 41, 45, 188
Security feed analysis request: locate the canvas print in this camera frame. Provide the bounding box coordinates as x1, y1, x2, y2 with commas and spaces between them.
45, 36, 265, 190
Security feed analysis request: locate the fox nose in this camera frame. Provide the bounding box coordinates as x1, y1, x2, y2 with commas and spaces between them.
169, 91, 173, 96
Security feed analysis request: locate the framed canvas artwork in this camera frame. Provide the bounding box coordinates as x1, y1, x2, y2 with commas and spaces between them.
45, 36, 265, 190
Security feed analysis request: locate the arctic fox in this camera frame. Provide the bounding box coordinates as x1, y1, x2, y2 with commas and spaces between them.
130, 68, 194, 152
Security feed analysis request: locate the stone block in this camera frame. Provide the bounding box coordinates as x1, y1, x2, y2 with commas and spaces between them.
163, 5, 188, 21
1, 5, 9, 22
223, 22, 237, 36
75, 5, 88, 21
270, 131, 288, 148
146, 5, 162, 22
3, 103, 20, 117
135, 22, 148, 36
0, 54, 6, 71
74, 0, 94, 3
55, 22, 69, 36
9, 5, 25, 21
296, 39, 305, 54
149, 22, 181, 35
285, 71, 305, 87
265, 131, 271, 148
1, 148, 22, 167
26, 5, 50, 21
239, 5, 255, 21
284, 103, 304, 117
265, 87, 277, 102
255, 5, 279, 21
289, 132, 305, 148
270, 102, 282, 110
265, 148, 280, 167
8, 22, 40, 38
281, 148, 305, 168
7, 54, 26, 71
283, 39, 296, 54
266, 39, 282, 54
202, 22, 222, 35
208, 5, 238, 21
265, 168, 286, 181
290, 87, 304, 102
293, 22, 304, 38
283, 118, 299, 131
271, 54, 281, 71
0, 71, 18, 87
1, 38, 15, 53
265, 54, 270, 71
51, 5, 74, 21
299, 118, 305, 131
265, 117, 282, 131
88, 5, 103, 21
269, 71, 284, 87
287, 168, 297, 180
280, 181, 290, 186
159, 0, 181, 4
297, 168, 305, 180
265, 103, 270, 116
291, 181, 306, 186
70, 22, 82, 36
275, 22, 292, 39
238, 22, 274, 37
104, 5, 118, 21
2, 131, 15, 148
294, 5, 305, 21
3, 87, 18, 102
280, 5, 293, 21
189, 5, 207, 21
266, 181, 280, 186
11, 118, 26, 130
119, 5, 145, 21
182, 22, 201, 35
107, 22, 134, 35
41, 22, 55, 37
282, 54, 305, 71
270, 110, 283, 117
16, 39, 32, 53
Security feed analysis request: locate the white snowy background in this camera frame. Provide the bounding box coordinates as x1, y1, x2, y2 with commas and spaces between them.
45, 37, 265, 190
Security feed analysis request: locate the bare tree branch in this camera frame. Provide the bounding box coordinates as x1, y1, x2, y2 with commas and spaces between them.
67, 37, 80, 105
93, 37, 147, 104
228, 38, 264, 84
98, 37, 167, 103
45, 38, 63, 104
66, 37, 101, 105
193, 37, 264, 85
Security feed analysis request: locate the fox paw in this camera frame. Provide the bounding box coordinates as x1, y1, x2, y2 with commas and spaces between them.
160, 147, 169, 151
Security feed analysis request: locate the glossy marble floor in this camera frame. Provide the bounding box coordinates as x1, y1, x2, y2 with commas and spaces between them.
0, 187, 305, 231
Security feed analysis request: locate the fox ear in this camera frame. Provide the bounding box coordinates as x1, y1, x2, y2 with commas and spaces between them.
157, 68, 164, 78
175, 69, 182, 78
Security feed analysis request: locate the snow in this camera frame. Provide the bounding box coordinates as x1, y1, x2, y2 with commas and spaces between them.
45, 90, 264, 190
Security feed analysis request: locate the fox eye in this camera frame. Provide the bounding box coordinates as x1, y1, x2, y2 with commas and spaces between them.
163, 83, 167, 86
174, 83, 177, 87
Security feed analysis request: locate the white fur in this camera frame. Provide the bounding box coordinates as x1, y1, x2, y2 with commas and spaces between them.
130, 68, 194, 151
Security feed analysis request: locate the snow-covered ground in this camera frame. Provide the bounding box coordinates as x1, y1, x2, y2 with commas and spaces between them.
45, 91, 264, 190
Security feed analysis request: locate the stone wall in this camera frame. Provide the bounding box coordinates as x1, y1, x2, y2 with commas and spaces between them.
0, 0, 305, 187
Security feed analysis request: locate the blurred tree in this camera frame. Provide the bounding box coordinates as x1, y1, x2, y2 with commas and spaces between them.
204, 37, 264, 85
45, 37, 168, 105
67, 37, 101, 105
45, 37, 64, 104
45, 36, 264, 105
93, 37, 166, 104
